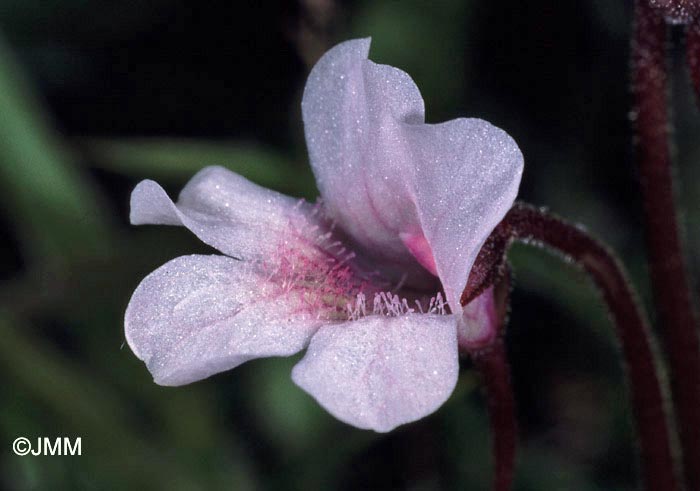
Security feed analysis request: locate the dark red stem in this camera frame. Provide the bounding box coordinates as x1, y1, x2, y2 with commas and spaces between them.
633, 3, 700, 489
468, 203, 679, 491
470, 337, 516, 491
688, 16, 700, 101
463, 273, 516, 491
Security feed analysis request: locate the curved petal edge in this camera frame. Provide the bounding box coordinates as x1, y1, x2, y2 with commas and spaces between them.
125, 254, 323, 386
291, 313, 459, 432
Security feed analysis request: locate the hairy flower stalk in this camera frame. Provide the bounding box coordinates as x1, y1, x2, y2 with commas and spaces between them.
461, 272, 516, 491
632, 2, 700, 488
688, 16, 700, 101
471, 339, 516, 491
467, 203, 679, 491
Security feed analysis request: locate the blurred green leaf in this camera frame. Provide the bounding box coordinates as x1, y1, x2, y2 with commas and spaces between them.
250, 356, 331, 453
350, 0, 471, 120
0, 310, 256, 491
0, 35, 112, 264
508, 243, 612, 338
85, 138, 318, 199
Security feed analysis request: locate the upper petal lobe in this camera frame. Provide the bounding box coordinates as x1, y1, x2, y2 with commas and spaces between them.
407, 119, 523, 310
302, 38, 428, 278
302, 39, 523, 300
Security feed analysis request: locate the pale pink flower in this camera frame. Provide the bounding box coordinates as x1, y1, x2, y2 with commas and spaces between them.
125, 39, 523, 432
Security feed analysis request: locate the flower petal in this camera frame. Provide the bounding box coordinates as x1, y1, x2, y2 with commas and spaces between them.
301, 38, 428, 276
291, 313, 458, 432
130, 166, 317, 260
302, 38, 522, 300
407, 119, 522, 311
125, 254, 324, 386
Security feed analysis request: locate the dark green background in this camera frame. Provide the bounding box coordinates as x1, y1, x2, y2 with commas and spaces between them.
1, 1, 698, 489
